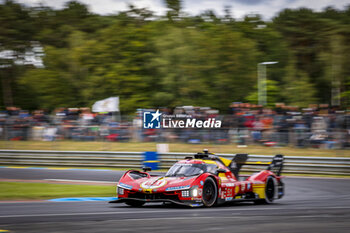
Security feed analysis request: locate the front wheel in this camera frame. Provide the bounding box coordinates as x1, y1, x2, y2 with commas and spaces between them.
202, 177, 218, 207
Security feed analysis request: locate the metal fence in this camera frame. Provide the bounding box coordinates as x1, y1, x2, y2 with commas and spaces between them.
0, 150, 349, 176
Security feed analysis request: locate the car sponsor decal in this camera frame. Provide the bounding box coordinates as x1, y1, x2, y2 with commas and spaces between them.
165, 185, 191, 191
140, 178, 167, 189
118, 182, 133, 190
223, 183, 235, 187
190, 203, 203, 207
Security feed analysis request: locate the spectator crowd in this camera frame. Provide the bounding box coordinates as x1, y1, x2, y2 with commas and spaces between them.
1, 103, 350, 149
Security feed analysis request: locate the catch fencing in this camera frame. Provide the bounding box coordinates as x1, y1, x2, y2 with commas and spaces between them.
0, 150, 349, 176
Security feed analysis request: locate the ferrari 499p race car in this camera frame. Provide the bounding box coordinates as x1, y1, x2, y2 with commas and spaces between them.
110, 150, 284, 207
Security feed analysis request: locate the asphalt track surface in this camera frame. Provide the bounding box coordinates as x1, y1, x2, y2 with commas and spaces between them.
1, 167, 350, 233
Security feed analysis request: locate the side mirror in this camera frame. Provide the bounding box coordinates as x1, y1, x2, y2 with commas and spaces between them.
142, 166, 152, 172
216, 168, 226, 174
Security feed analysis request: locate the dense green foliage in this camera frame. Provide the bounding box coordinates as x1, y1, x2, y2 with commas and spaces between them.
1, 0, 350, 113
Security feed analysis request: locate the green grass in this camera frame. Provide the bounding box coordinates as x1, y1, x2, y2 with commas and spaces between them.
0, 182, 116, 200
1, 140, 349, 157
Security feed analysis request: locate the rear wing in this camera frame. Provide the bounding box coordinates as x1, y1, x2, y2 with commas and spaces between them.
228, 154, 284, 178
267, 154, 284, 176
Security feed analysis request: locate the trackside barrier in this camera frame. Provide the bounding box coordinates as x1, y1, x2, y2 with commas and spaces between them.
0, 150, 349, 176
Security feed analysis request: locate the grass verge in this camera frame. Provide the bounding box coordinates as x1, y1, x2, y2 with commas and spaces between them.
1, 140, 350, 157
0, 182, 115, 200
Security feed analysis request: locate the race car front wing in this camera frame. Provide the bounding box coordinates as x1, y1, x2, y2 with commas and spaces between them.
109, 197, 203, 207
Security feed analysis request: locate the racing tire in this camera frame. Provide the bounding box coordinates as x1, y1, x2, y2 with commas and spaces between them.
125, 200, 145, 207
202, 177, 218, 207
254, 176, 277, 205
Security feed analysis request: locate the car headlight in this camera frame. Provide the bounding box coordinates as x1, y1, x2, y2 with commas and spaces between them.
181, 190, 190, 197
182, 186, 200, 198
191, 187, 198, 197
117, 187, 124, 195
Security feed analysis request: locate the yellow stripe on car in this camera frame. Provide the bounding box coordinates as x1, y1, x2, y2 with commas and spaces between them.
253, 184, 266, 198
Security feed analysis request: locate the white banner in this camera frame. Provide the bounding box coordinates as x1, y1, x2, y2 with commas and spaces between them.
92, 97, 119, 112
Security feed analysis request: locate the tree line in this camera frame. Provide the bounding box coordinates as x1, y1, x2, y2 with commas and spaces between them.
1, 0, 350, 113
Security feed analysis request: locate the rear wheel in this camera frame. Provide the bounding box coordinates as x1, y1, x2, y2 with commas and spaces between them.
255, 176, 276, 204
202, 177, 218, 207
125, 200, 145, 207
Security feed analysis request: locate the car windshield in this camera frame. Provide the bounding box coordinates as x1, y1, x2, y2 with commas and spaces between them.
165, 163, 206, 177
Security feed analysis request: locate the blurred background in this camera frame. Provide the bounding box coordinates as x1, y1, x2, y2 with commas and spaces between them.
1, 0, 350, 150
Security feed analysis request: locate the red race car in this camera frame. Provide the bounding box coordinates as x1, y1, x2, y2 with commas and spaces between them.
110, 150, 284, 207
